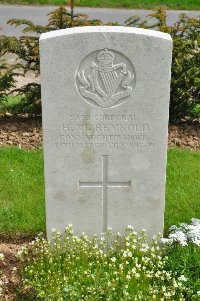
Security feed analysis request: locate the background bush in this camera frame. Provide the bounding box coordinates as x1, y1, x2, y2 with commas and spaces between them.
0, 6, 199, 123
126, 9, 200, 123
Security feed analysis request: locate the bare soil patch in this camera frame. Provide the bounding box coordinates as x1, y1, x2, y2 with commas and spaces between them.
0, 242, 21, 301
168, 123, 200, 151
0, 235, 36, 301
0, 115, 42, 150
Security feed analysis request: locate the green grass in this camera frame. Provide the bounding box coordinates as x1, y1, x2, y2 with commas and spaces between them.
165, 148, 200, 233
2, 0, 200, 10
0, 147, 199, 235
0, 147, 45, 234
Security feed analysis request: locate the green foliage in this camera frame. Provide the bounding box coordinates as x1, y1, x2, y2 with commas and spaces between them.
0, 32, 40, 113
0, 61, 22, 100
167, 14, 200, 122
164, 244, 200, 299
0, 96, 22, 114
17, 226, 194, 300
126, 9, 200, 123
0, 35, 23, 100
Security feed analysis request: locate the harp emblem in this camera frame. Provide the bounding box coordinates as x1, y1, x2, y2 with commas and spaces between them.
76, 49, 135, 108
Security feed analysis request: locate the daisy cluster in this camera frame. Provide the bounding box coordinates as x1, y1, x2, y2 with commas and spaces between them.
16, 225, 193, 301
161, 218, 200, 247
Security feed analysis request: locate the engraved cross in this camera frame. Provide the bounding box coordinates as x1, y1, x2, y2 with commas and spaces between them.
79, 155, 131, 233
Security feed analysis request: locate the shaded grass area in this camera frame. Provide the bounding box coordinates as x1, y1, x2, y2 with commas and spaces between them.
1, 0, 200, 10
0, 147, 199, 235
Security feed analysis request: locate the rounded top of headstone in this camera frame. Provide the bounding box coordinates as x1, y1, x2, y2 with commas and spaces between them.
40, 26, 172, 42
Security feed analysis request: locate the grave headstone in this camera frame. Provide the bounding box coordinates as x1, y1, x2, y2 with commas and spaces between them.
40, 26, 172, 239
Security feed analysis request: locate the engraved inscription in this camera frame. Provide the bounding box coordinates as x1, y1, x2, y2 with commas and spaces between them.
79, 155, 131, 233
55, 113, 154, 151
76, 49, 136, 108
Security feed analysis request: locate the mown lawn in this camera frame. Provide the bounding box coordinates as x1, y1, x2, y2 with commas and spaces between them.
0, 147, 199, 235
0, 147, 45, 234
1, 0, 200, 10
165, 149, 200, 232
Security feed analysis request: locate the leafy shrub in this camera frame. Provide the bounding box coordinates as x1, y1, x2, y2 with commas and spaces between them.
126, 9, 200, 123
0, 62, 16, 99
0, 53, 22, 101
0, 95, 23, 115
0, 30, 41, 113
16, 225, 197, 301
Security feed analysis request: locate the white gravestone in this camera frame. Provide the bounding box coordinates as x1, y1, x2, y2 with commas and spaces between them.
40, 26, 172, 239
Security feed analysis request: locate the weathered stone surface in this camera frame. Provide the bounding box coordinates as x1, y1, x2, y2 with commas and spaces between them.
40, 26, 172, 239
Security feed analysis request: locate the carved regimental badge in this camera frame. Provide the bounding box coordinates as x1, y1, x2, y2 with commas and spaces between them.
76, 49, 136, 108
